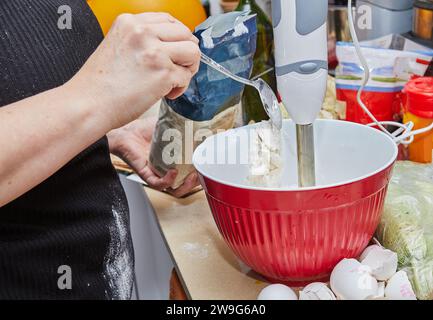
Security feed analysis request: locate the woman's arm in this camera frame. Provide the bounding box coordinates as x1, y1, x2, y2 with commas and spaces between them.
0, 12, 200, 207
0, 81, 115, 207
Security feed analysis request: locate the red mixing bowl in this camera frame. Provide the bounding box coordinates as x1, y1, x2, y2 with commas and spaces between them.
193, 120, 398, 285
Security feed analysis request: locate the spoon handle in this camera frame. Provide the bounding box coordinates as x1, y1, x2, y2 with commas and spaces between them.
200, 53, 256, 88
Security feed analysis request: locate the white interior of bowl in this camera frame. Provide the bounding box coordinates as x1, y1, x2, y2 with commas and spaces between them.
193, 119, 398, 191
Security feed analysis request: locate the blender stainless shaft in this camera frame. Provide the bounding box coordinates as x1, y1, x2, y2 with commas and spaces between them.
296, 124, 316, 187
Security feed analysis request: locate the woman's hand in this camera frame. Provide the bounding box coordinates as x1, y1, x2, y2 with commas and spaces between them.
0, 12, 201, 206
108, 118, 200, 198
68, 12, 201, 130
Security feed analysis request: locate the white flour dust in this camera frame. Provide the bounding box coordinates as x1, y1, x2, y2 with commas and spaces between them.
201, 27, 214, 49
104, 204, 133, 300
248, 121, 283, 187
233, 21, 248, 37
182, 242, 209, 260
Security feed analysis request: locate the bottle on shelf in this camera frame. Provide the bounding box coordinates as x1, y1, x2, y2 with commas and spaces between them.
201, 0, 211, 17
236, 0, 278, 125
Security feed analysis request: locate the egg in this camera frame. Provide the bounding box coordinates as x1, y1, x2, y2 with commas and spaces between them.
299, 283, 336, 300
330, 259, 379, 300
360, 245, 398, 281
257, 284, 298, 300
385, 271, 417, 300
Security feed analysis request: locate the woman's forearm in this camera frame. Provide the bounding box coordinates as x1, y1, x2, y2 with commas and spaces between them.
0, 13, 201, 207
0, 82, 112, 207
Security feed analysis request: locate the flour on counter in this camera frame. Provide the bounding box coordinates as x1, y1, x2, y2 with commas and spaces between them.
182, 242, 209, 260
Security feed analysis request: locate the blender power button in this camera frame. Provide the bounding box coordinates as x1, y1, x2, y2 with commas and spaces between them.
299, 62, 318, 73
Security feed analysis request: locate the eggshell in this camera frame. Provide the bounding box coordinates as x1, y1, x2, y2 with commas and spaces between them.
373, 282, 386, 299
365, 282, 388, 300
359, 245, 382, 261
299, 283, 336, 300
330, 259, 379, 300
360, 246, 398, 281
257, 284, 298, 300
376, 282, 386, 298
385, 271, 417, 300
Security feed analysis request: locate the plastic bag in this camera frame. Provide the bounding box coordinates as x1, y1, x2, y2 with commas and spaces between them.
336, 34, 433, 124
149, 12, 257, 189
377, 161, 433, 300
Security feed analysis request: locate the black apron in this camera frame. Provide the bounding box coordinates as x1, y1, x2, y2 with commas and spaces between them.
0, 0, 134, 300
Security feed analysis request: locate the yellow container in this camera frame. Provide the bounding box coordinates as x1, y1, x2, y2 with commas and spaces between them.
403, 77, 433, 163
87, 0, 207, 35
403, 112, 433, 163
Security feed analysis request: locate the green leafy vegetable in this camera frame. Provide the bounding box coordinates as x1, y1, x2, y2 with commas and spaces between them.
377, 161, 433, 300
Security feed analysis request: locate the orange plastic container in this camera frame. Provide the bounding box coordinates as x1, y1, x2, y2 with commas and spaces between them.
402, 77, 433, 163
87, 0, 207, 35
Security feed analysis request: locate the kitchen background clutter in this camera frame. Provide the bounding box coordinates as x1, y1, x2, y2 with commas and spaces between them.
87, 0, 207, 33
220, 0, 271, 15
403, 77, 433, 163
355, 0, 415, 41
413, 0, 433, 41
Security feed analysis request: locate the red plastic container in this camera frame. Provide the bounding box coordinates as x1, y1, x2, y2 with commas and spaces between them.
337, 88, 401, 124
193, 120, 398, 285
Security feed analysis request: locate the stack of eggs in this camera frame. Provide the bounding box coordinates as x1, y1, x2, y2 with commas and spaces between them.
258, 245, 417, 300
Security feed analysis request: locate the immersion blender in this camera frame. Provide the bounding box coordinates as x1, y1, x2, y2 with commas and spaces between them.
272, 0, 328, 187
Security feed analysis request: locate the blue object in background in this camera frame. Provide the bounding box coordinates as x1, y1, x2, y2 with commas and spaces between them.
166, 12, 258, 122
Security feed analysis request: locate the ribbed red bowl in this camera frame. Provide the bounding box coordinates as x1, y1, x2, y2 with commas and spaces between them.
193, 120, 398, 285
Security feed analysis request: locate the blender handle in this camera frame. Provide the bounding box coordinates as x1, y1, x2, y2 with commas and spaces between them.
272, 0, 328, 125
272, 0, 328, 69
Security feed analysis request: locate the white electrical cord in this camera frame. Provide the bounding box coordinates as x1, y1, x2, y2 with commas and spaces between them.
347, 0, 433, 145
